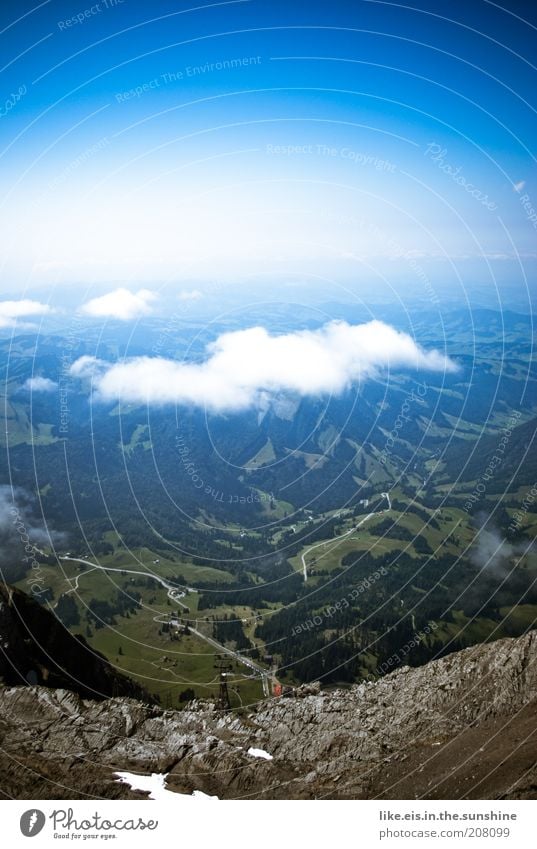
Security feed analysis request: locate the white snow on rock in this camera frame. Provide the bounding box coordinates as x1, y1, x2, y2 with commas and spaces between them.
247, 747, 273, 760
114, 771, 218, 800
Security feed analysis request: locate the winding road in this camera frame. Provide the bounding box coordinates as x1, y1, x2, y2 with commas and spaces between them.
60, 493, 391, 694
60, 555, 271, 697
301, 492, 391, 582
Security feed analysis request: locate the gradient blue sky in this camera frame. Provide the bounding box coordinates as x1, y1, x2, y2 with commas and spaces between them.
0, 0, 536, 304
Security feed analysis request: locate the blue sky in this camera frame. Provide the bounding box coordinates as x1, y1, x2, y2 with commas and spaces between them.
0, 0, 536, 304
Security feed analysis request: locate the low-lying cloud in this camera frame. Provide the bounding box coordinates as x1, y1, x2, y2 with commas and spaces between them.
0, 485, 66, 583
470, 517, 531, 575
22, 376, 57, 392
81, 287, 156, 320
70, 320, 458, 412
0, 299, 52, 329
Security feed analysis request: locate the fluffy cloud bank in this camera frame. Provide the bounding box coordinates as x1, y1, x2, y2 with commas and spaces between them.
71, 320, 458, 412
22, 376, 57, 392
81, 287, 156, 320
0, 299, 52, 329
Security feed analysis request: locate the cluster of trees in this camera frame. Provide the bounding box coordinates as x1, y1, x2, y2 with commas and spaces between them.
55, 594, 80, 627
198, 569, 304, 610
212, 614, 252, 650
259, 612, 439, 685
175, 555, 302, 598
390, 499, 441, 529
86, 589, 142, 629
179, 688, 196, 703
366, 517, 414, 541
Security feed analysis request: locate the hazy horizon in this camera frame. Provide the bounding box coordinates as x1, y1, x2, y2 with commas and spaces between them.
0, 0, 536, 304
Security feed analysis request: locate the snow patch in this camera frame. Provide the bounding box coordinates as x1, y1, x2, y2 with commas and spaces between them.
247, 747, 273, 760
114, 771, 218, 800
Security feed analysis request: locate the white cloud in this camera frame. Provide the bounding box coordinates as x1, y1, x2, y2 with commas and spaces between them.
69, 355, 107, 380
22, 376, 57, 392
0, 299, 52, 329
71, 320, 458, 412
513, 180, 526, 193
81, 288, 156, 321
178, 289, 203, 301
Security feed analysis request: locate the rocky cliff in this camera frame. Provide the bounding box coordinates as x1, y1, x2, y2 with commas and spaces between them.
1, 629, 537, 800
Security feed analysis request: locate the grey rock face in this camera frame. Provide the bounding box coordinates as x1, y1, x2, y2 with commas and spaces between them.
2, 632, 537, 800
